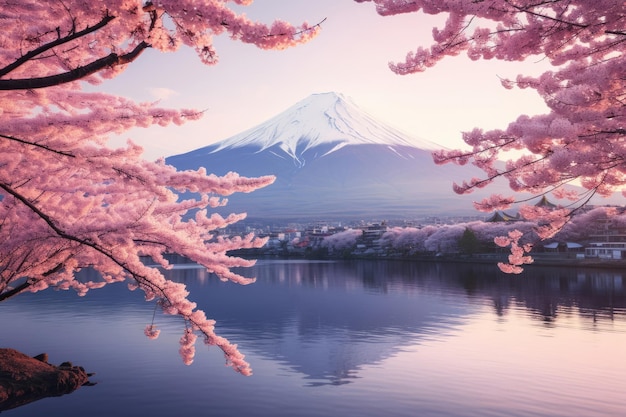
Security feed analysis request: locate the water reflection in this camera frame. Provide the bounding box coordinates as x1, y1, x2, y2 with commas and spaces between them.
3, 259, 626, 417
163, 260, 469, 386
161, 260, 626, 386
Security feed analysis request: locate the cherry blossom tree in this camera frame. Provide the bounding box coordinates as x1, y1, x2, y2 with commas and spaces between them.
380, 225, 438, 255
357, 0, 625, 271
553, 205, 626, 242
379, 221, 537, 258
0, 0, 320, 374
321, 229, 363, 255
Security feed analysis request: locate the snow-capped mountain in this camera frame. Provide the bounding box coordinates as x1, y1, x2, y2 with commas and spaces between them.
166, 92, 512, 221
208, 92, 441, 166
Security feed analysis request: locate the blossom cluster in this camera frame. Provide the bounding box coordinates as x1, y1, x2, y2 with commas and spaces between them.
0, 0, 318, 373
358, 0, 625, 266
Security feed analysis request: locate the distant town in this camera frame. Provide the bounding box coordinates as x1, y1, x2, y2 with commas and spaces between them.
221, 199, 626, 266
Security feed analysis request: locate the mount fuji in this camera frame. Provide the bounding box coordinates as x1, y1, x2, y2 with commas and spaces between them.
166, 92, 512, 221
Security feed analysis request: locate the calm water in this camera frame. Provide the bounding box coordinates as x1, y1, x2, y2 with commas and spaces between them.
1, 259, 626, 417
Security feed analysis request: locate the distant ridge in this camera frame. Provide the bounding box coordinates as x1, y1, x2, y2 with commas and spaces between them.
167, 92, 520, 221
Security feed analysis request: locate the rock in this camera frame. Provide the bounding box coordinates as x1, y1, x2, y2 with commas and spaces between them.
0, 348, 91, 411
32, 353, 48, 363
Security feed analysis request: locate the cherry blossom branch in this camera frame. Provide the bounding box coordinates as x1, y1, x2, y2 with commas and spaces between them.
0, 0, 323, 374
432, 138, 517, 165
0, 180, 252, 372
263, 17, 328, 37
453, 153, 553, 195
494, 229, 534, 274
0, 14, 116, 78
0, 182, 156, 293
0, 41, 150, 90
0, 183, 99, 252
503, 0, 626, 39
0, 263, 64, 302
0, 133, 76, 157
579, 128, 626, 138
503, 0, 589, 29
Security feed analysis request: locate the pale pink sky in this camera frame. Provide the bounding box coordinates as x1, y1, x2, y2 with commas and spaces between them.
102, 0, 550, 161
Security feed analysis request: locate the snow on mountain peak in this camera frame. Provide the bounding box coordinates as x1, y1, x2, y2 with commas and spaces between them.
210, 92, 441, 159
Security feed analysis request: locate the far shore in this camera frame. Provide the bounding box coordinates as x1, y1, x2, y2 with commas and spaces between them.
233, 251, 626, 271
411, 253, 626, 270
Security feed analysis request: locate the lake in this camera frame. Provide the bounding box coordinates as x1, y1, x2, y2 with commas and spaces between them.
1, 259, 625, 417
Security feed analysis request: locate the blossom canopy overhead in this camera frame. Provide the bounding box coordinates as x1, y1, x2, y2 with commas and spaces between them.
357, 0, 625, 271
0, 0, 320, 374
356, 0, 625, 209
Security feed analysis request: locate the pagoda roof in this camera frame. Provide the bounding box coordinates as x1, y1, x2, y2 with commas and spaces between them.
486, 211, 520, 222
534, 195, 557, 208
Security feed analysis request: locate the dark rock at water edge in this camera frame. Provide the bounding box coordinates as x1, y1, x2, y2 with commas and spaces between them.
0, 348, 92, 411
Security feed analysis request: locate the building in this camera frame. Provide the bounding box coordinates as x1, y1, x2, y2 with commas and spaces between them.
585, 242, 626, 259
583, 208, 626, 259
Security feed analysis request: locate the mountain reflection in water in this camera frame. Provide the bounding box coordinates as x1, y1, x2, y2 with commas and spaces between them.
162, 260, 626, 385
1, 259, 625, 417
169, 260, 473, 386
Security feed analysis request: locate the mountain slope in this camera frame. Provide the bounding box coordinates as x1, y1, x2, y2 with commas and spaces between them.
167, 92, 516, 221
191, 92, 441, 159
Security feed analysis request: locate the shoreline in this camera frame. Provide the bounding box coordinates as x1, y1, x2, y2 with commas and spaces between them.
246, 251, 626, 271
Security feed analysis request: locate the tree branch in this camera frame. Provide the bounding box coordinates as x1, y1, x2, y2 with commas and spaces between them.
0, 133, 76, 157
0, 280, 33, 302
0, 14, 116, 78
0, 263, 64, 302
0, 41, 150, 90
504, 0, 589, 29
433, 138, 517, 164
0, 182, 226, 360
264, 17, 327, 37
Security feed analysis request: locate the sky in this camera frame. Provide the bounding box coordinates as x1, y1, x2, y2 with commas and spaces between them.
101, 0, 551, 161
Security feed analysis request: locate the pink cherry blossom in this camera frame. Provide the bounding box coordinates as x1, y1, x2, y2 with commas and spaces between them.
0, 0, 319, 373
321, 229, 363, 252
491, 229, 535, 273
179, 328, 198, 366
497, 263, 524, 275
358, 0, 625, 271
145, 325, 161, 340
